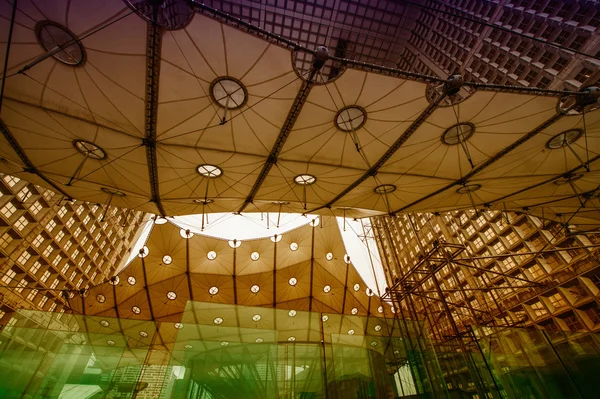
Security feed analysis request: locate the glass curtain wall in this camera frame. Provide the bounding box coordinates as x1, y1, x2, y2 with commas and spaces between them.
1, 303, 598, 398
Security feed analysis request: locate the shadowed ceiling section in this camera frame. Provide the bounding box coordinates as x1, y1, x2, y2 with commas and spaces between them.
0, 0, 598, 231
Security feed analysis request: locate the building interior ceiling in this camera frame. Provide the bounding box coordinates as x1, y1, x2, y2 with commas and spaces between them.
0, 0, 599, 234
67, 215, 392, 349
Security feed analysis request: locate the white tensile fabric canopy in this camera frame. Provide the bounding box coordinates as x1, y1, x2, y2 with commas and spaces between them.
0, 0, 599, 232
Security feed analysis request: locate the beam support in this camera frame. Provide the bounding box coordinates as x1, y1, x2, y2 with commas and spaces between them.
143, 17, 166, 216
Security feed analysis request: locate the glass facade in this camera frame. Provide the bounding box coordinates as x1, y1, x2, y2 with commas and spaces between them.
1, 301, 598, 398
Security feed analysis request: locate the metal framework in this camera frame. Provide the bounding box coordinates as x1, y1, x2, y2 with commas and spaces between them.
375, 212, 600, 343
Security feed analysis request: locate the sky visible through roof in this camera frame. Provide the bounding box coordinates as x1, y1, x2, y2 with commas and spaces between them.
125, 213, 387, 296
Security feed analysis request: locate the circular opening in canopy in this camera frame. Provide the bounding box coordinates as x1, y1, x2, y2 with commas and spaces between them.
374, 325, 382, 332
335, 106, 367, 132
326, 252, 333, 261
289, 277, 297, 286
96, 294, 106, 303
294, 174, 317, 185
193, 198, 214, 204
255, 338, 264, 343
288, 336, 296, 342
174, 323, 184, 329
127, 276, 136, 285
353, 283, 360, 292
290, 242, 299, 251
100, 320, 110, 327
107, 340, 116, 346
252, 314, 261, 322
442, 123, 475, 145
221, 341, 229, 346
207, 251, 217, 260
322, 315, 329, 322
180, 229, 194, 239
250, 284, 260, 293
251, 252, 260, 261
546, 129, 583, 149
197, 164, 222, 178
35, 21, 86, 66
288, 310, 297, 317
139, 331, 148, 338
73, 140, 106, 160
162, 255, 172, 265
323, 285, 331, 293
214, 317, 223, 325
456, 184, 481, 194
132, 306, 141, 315
351, 307, 358, 315
209, 286, 219, 295
167, 291, 177, 300
348, 329, 355, 335
210, 77, 247, 109
138, 246, 149, 258
374, 184, 396, 194
270, 234, 282, 243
